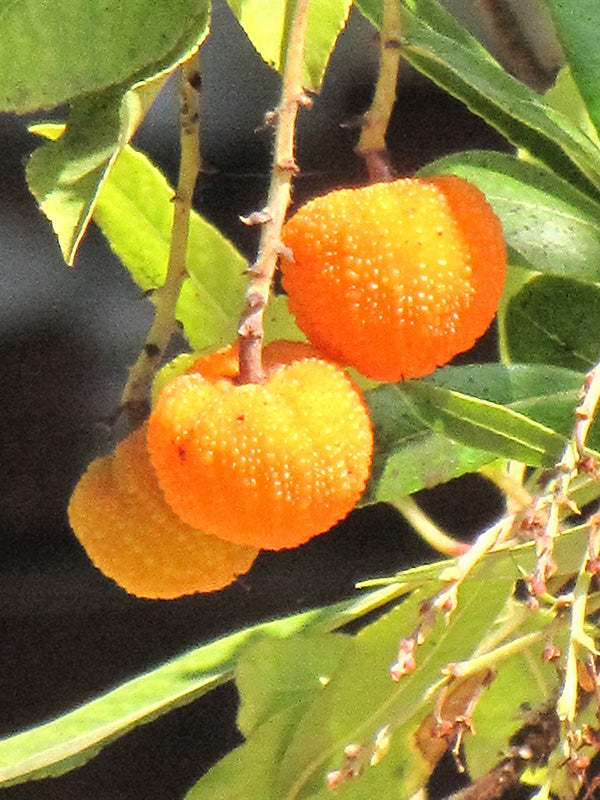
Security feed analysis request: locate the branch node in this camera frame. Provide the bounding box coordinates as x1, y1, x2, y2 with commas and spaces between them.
240, 209, 272, 226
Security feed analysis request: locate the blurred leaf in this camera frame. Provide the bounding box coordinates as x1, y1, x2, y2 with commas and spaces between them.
92, 144, 247, 353
356, 0, 600, 197
0, 0, 209, 112
0, 585, 407, 788
226, 0, 352, 91
464, 603, 561, 779
504, 275, 600, 371
544, 0, 600, 140
419, 151, 600, 283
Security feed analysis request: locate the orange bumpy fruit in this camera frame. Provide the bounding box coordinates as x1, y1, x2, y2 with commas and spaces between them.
281, 175, 506, 381
68, 425, 258, 599
147, 340, 374, 550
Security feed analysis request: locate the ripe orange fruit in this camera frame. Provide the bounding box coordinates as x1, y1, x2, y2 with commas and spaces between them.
280, 176, 506, 382
68, 425, 259, 599
147, 340, 373, 550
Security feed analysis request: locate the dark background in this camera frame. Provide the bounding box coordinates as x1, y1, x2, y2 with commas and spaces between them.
0, 2, 560, 798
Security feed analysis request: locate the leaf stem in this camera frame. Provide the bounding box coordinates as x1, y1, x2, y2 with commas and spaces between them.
355, 0, 401, 182
391, 496, 469, 556
237, 0, 312, 384
120, 53, 202, 422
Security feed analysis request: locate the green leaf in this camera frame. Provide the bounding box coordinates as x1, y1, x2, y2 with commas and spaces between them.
504, 275, 600, 371
0, 585, 406, 788
273, 539, 570, 799
26, 11, 208, 267
543, 0, 600, 139
545, 67, 600, 149
27, 74, 168, 264
419, 150, 600, 283
464, 604, 561, 779
402, 381, 567, 463
0, 0, 210, 112
263, 295, 307, 345
236, 634, 352, 738
187, 527, 589, 800
365, 363, 588, 500
226, 0, 352, 91
358, 0, 600, 197
91, 144, 248, 353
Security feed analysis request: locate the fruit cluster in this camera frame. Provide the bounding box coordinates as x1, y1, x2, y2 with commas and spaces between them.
69, 174, 505, 599
69, 341, 374, 597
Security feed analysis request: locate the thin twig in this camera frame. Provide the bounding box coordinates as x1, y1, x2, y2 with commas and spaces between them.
528, 364, 600, 596
355, 0, 401, 182
120, 53, 202, 423
237, 0, 312, 384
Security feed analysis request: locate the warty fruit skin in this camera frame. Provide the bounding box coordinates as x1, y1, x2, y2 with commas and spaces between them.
280, 176, 507, 382
147, 341, 374, 550
68, 424, 259, 599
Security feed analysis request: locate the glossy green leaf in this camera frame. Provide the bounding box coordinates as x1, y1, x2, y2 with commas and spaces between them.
419, 150, 600, 283
226, 0, 352, 91
356, 0, 600, 197
403, 381, 567, 463
504, 275, 600, 371
361, 364, 600, 504
364, 363, 587, 500
91, 144, 248, 354
0, 585, 406, 788
544, 0, 600, 139
0, 0, 210, 112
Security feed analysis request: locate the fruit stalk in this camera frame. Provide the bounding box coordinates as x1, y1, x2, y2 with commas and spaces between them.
355, 0, 402, 181
237, 0, 312, 384
120, 52, 202, 422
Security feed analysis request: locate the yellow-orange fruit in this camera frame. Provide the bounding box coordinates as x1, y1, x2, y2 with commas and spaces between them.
147, 340, 374, 550
68, 425, 258, 599
281, 176, 506, 381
